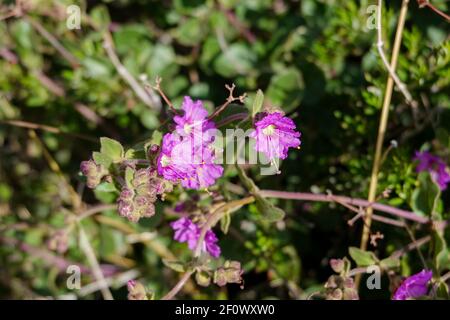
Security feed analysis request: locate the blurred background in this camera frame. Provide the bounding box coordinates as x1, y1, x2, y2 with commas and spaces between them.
0, 0, 449, 299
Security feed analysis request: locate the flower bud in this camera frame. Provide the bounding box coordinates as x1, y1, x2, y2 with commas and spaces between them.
195, 270, 211, 287
120, 188, 134, 201
118, 200, 134, 218
214, 260, 243, 287
328, 288, 343, 300
343, 288, 359, 300
127, 280, 148, 300
80, 160, 107, 189
330, 259, 344, 274
142, 203, 155, 218
133, 168, 151, 188
213, 268, 227, 287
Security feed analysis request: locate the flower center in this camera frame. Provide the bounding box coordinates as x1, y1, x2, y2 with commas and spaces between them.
184, 124, 192, 134
262, 124, 276, 136
160, 155, 171, 167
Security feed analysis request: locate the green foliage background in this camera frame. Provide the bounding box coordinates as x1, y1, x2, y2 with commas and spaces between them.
0, 0, 449, 299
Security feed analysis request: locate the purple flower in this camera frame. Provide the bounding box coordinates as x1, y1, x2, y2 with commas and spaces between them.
414, 151, 450, 190
250, 112, 301, 161
170, 217, 221, 258
392, 269, 433, 300
171, 217, 199, 249
179, 142, 223, 190
203, 230, 221, 258
157, 133, 193, 182
157, 96, 224, 190
174, 96, 215, 143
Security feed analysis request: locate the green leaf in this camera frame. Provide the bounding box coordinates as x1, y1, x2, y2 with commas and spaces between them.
349, 247, 378, 267
174, 18, 203, 46
90, 5, 111, 31
195, 270, 211, 287
100, 137, 124, 163
435, 281, 450, 299
252, 89, 264, 118
150, 130, 163, 145
213, 44, 256, 77
220, 210, 231, 234
379, 256, 400, 269
125, 166, 134, 188
411, 172, 441, 218
266, 68, 304, 113
95, 181, 117, 193
124, 148, 136, 159
235, 164, 285, 222
162, 260, 186, 273
433, 230, 449, 272
93, 151, 112, 169
254, 194, 285, 222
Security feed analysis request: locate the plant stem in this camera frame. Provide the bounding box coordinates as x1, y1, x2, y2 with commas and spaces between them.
193, 196, 255, 257
258, 189, 428, 224
360, 0, 410, 255
161, 270, 194, 300
78, 224, 114, 300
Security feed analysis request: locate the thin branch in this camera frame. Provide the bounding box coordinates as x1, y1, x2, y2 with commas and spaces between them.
258, 189, 428, 224
160, 197, 255, 300
0, 236, 91, 274
161, 270, 194, 300
24, 15, 80, 68
209, 84, 247, 119
193, 196, 255, 258
78, 269, 139, 297
217, 112, 249, 128
147, 76, 178, 114
361, 0, 411, 260
1, 119, 97, 142
76, 204, 117, 221
28, 129, 83, 209
376, 0, 414, 105
103, 32, 161, 110
218, 3, 256, 43
78, 224, 114, 300
390, 235, 431, 259
0, 0, 23, 21
417, 0, 450, 22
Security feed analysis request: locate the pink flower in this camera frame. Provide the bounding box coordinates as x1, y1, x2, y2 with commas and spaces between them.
393, 269, 432, 300
170, 217, 221, 258
157, 97, 223, 190
157, 133, 194, 183
414, 151, 450, 190
250, 112, 301, 161
179, 142, 223, 190
174, 96, 215, 144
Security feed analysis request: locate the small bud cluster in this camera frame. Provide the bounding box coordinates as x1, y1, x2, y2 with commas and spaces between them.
118, 168, 173, 222
47, 229, 69, 254
213, 260, 243, 287
127, 280, 154, 300
324, 275, 359, 300
324, 258, 358, 300
80, 159, 108, 188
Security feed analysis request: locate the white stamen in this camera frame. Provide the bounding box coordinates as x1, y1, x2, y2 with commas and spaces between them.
262, 124, 276, 136
160, 155, 171, 167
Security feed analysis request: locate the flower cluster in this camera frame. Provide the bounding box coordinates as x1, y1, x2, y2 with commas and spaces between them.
414, 151, 450, 190
157, 97, 223, 190
170, 217, 221, 258
213, 260, 243, 287
250, 112, 301, 162
393, 269, 432, 300
118, 168, 173, 222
